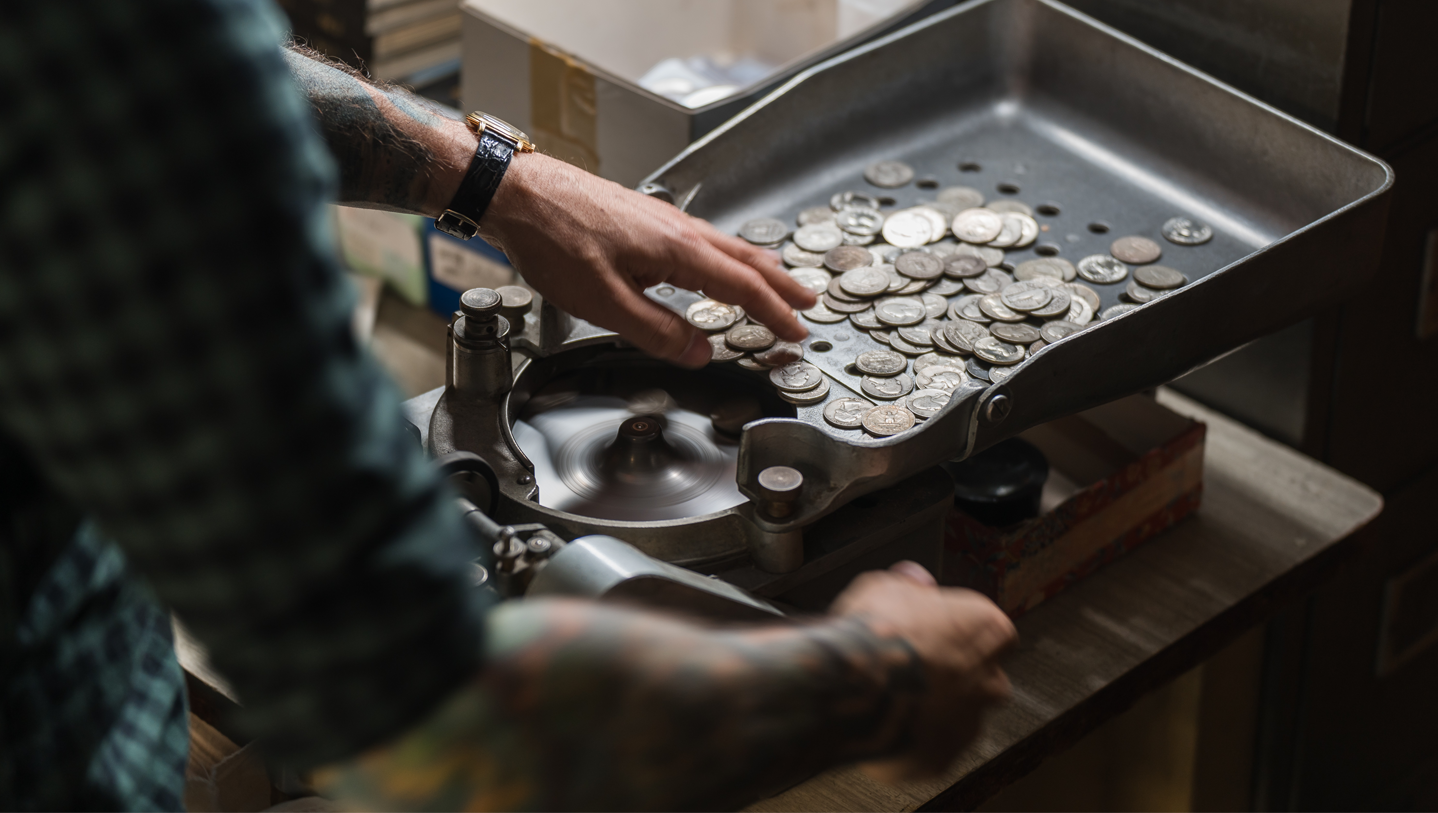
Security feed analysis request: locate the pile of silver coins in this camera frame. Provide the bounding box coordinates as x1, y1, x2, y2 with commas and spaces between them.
689, 158, 1212, 438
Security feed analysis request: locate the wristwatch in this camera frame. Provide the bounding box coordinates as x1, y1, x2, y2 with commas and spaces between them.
435, 112, 536, 240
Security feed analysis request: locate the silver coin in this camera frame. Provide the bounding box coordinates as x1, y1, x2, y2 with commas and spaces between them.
930, 278, 965, 296
913, 352, 966, 375
861, 373, 915, 401
887, 334, 928, 356
824, 245, 875, 273
921, 293, 948, 319
979, 294, 1026, 322
823, 292, 874, 313
884, 264, 909, 293
801, 301, 848, 323
708, 333, 743, 362
831, 191, 882, 212
986, 200, 1033, 216
988, 213, 1026, 248
838, 266, 890, 298
856, 349, 907, 377
842, 231, 876, 246
849, 308, 882, 330
881, 209, 934, 248
1101, 302, 1141, 320
954, 242, 1005, 267
1040, 320, 1082, 343
1064, 282, 1102, 312
794, 223, 845, 253
755, 340, 805, 367
870, 329, 892, 345
1162, 216, 1213, 246
862, 404, 916, 436
864, 160, 915, 188
944, 254, 988, 279
915, 369, 967, 393
740, 217, 788, 245
1000, 281, 1054, 312
952, 208, 1004, 243
874, 297, 927, 327
896, 251, 945, 280
954, 295, 992, 324
788, 267, 832, 294
736, 357, 768, 372
1066, 295, 1095, 326
783, 243, 826, 268
966, 357, 991, 381
937, 186, 985, 209
1111, 235, 1163, 264
990, 322, 1041, 344
780, 378, 830, 405
964, 271, 1005, 295
897, 321, 939, 346
686, 299, 742, 331
1076, 254, 1129, 284
944, 319, 989, 353
913, 207, 950, 243
923, 201, 965, 223
1030, 288, 1072, 320
797, 206, 836, 226
988, 365, 1014, 384
824, 397, 874, 429
869, 243, 903, 265
727, 324, 776, 351
1125, 280, 1164, 304
907, 388, 953, 419
769, 361, 825, 392
1134, 265, 1188, 290
836, 206, 885, 237
1012, 214, 1040, 249
1029, 338, 1048, 354
931, 326, 965, 355
973, 336, 1025, 365
1015, 257, 1075, 282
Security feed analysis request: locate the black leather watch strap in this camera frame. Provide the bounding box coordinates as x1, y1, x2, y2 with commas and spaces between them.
435, 131, 515, 240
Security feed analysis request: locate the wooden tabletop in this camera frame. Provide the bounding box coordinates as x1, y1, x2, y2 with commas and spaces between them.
746, 388, 1383, 812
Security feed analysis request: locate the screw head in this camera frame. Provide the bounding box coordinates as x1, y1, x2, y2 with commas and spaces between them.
984, 394, 1011, 423
757, 466, 803, 498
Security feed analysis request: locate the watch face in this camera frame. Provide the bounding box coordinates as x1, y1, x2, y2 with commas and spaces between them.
468, 112, 533, 152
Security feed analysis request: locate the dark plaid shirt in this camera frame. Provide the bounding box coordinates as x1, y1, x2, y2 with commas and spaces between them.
0, 0, 491, 808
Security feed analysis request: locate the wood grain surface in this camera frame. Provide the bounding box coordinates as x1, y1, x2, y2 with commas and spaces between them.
746, 389, 1382, 812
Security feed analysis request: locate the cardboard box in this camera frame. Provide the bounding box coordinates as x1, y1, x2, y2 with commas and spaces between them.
460, 0, 958, 188
423, 221, 516, 317
943, 395, 1206, 616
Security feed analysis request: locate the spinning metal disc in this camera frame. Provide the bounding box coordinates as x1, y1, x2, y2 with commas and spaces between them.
513, 369, 782, 522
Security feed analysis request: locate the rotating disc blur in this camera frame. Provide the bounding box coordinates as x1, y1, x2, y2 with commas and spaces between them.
511, 365, 784, 522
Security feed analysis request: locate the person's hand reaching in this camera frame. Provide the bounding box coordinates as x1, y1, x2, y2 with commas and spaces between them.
832, 561, 1018, 783
480, 153, 817, 368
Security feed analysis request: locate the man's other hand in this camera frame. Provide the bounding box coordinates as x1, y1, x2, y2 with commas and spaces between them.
832, 562, 1018, 784
481, 153, 818, 368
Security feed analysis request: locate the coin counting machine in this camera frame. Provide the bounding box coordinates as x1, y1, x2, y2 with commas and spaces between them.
403, 0, 1391, 615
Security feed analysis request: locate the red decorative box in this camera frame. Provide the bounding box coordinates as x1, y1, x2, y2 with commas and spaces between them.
943, 394, 1206, 615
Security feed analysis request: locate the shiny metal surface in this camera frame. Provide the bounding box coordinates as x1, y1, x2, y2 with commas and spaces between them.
639, 0, 1391, 532
526, 535, 785, 622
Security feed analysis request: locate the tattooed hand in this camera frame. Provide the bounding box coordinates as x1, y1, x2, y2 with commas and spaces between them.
481, 153, 816, 367
283, 46, 815, 368
832, 561, 1018, 783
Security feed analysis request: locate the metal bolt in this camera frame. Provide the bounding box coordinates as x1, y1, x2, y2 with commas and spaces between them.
518, 474, 533, 485
984, 394, 1011, 423
756, 465, 804, 519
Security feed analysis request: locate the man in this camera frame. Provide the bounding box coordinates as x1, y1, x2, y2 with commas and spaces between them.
0, 0, 1016, 809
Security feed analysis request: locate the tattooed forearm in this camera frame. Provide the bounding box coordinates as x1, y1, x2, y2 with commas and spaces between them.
314, 600, 926, 812
283, 45, 472, 214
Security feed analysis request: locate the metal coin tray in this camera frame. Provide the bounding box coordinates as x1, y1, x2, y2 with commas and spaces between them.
632, 0, 1391, 533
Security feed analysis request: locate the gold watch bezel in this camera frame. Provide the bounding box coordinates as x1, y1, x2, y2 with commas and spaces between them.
466, 112, 535, 153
